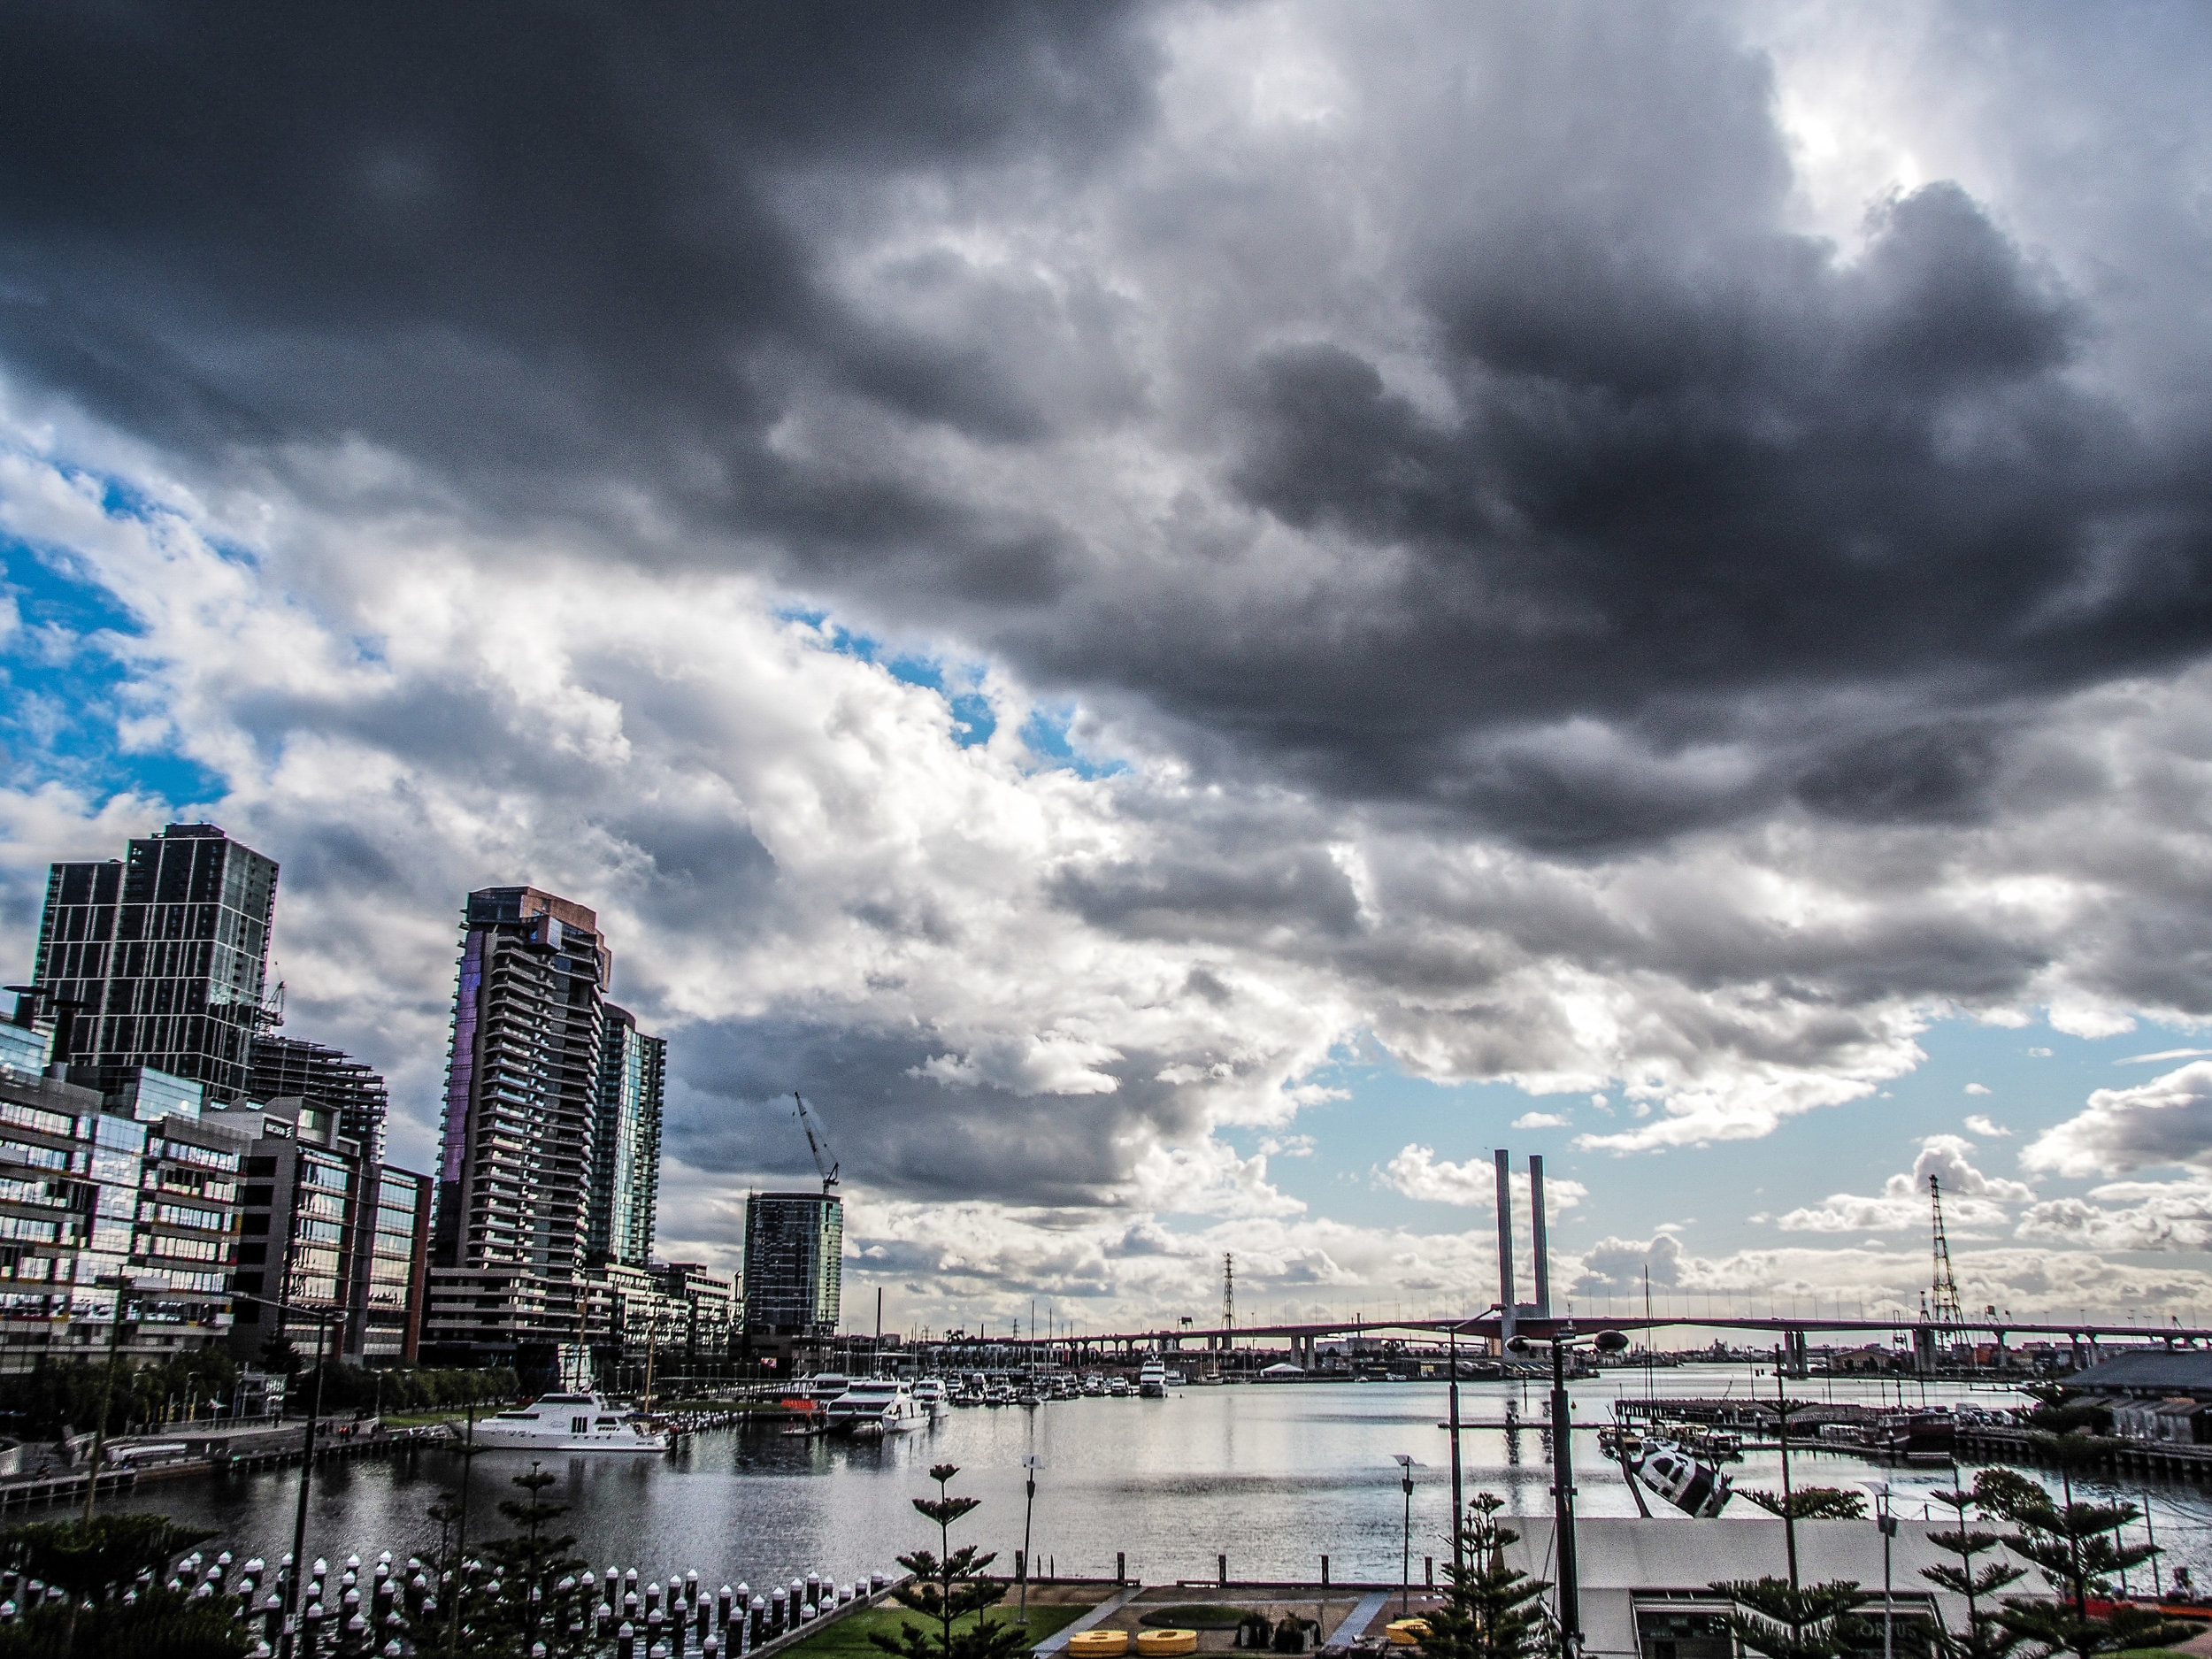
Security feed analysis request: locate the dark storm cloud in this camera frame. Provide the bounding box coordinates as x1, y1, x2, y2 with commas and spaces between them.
0, 2, 1156, 471
666, 1017, 1201, 1207
6, 2, 2212, 862
1114, 180, 2189, 842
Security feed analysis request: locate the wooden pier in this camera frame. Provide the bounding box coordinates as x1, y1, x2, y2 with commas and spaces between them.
1956, 1424, 2212, 1479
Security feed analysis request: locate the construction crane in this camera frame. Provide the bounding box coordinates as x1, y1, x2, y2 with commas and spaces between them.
794, 1092, 840, 1194
1929, 1173, 1965, 1327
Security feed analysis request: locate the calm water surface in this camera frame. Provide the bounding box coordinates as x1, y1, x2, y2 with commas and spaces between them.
99, 1367, 2212, 1592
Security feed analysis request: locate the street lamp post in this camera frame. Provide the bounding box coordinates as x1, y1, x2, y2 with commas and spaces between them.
1547, 1339, 1578, 1655
1394, 1454, 1416, 1617
232, 1289, 342, 1659
81, 1273, 132, 1523
1441, 1313, 1491, 1577
1019, 1454, 1041, 1627
1507, 1323, 1632, 1659
1870, 1484, 1897, 1659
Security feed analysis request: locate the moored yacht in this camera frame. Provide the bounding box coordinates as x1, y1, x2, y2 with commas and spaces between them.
472, 1394, 671, 1454
911, 1378, 951, 1416
1138, 1359, 1168, 1398
829, 1377, 926, 1435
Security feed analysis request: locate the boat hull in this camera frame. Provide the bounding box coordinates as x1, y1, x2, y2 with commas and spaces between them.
470, 1429, 671, 1454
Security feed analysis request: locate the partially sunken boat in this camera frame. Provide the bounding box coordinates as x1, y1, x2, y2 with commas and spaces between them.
1632, 1440, 1733, 1517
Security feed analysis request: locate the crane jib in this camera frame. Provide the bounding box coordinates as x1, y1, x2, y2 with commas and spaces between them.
794, 1091, 841, 1192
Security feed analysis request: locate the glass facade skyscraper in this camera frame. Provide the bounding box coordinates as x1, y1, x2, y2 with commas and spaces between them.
588, 1004, 664, 1268
35, 823, 279, 1103
742, 1191, 842, 1337
0, 1064, 244, 1372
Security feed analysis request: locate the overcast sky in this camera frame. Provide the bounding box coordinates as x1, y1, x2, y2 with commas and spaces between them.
4, 1, 2212, 1338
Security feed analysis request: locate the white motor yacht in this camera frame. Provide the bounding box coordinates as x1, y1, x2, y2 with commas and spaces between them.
911, 1378, 951, 1417
1138, 1359, 1169, 1397
471, 1393, 671, 1454
830, 1377, 926, 1435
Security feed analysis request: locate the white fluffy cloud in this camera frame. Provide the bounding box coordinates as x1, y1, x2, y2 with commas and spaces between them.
2016, 1181, 2212, 1254
1772, 1135, 2033, 1235
1379, 1145, 1587, 1213
2023, 1062, 2212, 1179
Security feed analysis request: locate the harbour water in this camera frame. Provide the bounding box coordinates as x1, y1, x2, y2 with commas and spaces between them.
98, 1368, 2212, 1593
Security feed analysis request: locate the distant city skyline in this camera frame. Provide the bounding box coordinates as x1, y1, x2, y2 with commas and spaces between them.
4, 4, 2212, 1334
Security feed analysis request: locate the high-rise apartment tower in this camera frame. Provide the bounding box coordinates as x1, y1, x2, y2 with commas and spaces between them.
587, 1004, 664, 1268
35, 824, 278, 1102
423, 887, 610, 1372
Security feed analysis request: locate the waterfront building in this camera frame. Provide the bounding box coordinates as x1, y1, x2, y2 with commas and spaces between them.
2068, 1348, 2212, 1400
247, 1035, 390, 1165
0, 1010, 50, 1080
588, 1260, 734, 1390
366, 1164, 431, 1363
0, 1062, 244, 1373
424, 886, 611, 1377
34, 823, 280, 1103
204, 1094, 376, 1363
652, 1260, 736, 1379
245, 1034, 396, 1346
587, 1004, 665, 1268
741, 1191, 841, 1338
598, 1260, 678, 1384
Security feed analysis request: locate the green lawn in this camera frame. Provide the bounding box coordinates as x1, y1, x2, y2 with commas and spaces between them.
1140, 1606, 1249, 1630
782, 1599, 1090, 1658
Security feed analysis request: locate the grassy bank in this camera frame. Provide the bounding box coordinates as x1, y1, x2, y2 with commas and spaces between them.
782, 1600, 1088, 1658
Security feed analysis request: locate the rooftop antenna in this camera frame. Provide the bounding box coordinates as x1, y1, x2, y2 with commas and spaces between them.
794, 1092, 840, 1194
1929, 1174, 1964, 1327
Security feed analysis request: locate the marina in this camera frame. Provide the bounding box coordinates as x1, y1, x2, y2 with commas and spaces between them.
82, 1370, 2212, 1596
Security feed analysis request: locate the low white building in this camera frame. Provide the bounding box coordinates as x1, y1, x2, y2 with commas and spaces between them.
1501, 1517, 1970, 1659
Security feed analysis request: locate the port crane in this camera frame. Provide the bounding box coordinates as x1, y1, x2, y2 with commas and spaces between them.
793, 1092, 840, 1194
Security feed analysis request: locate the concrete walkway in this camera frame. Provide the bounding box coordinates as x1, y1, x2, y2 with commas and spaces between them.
1327, 1590, 1394, 1645
1032, 1586, 1146, 1654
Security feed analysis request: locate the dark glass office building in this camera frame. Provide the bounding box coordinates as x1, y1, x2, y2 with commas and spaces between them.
742, 1192, 842, 1337
587, 1005, 665, 1268
34, 823, 279, 1103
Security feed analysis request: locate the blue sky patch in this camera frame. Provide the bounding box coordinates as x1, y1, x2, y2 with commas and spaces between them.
0, 532, 219, 810
1020, 703, 1125, 779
